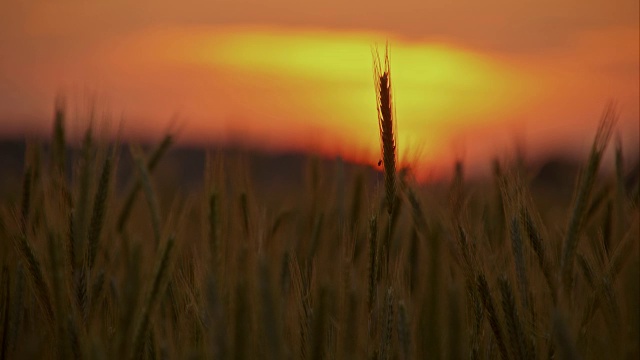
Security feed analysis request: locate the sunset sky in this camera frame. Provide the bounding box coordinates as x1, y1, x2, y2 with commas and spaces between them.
1, 0, 638, 176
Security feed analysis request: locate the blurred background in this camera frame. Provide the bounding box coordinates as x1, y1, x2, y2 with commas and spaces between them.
0, 0, 638, 181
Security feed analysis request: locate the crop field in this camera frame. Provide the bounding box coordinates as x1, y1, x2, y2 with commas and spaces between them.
0, 59, 638, 360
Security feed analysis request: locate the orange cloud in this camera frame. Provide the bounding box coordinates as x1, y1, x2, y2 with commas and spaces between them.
0, 14, 637, 178
106, 27, 554, 169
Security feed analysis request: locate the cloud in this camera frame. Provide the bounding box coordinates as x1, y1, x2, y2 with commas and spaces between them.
2, 0, 638, 54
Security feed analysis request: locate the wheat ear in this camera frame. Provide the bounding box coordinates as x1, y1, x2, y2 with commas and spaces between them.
498, 275, 529, 360
87, 151, 113, 270
561, 103, 617, 293
477, 274, 509, 360
373, 46, 397, 215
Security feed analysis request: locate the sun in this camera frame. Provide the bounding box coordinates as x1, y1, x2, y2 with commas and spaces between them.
118, 26, 546, 175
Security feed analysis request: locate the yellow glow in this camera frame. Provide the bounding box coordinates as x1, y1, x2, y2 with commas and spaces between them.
114, 27, 549, 173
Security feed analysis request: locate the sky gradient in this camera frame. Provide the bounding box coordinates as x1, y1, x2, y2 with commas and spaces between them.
1, 0, 638, 176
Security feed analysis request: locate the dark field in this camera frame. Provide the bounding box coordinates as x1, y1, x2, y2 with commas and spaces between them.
0, 108, 638, 360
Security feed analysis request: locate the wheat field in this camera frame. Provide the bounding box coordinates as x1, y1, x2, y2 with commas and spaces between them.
0, 58, 638, 360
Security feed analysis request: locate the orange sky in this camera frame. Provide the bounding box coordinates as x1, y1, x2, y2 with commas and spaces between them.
0, 0, 638, 177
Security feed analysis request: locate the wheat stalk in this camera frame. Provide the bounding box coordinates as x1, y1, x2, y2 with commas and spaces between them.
47, 232, 69, 358
117, 134, 172, 233
553, 310, 583, 360
509, 216, 530, 313
19, 167, 32, 236
8, 265, 24, 353
14, 234, 54, 328
522, 208, 557, 304
289, 252, 311, 360
132, 149, 163, 248
258, 258, 283, 360
87, 151, 113, 270
208, 193, 220, 272
397, 300, 410, 360
233, 276, 249, 360
1, 267, 10, 360
477, 274, 509, 360
130, 235, 175, 360
446, 284, 461, 360
498, 275, 530, 360
311, 287, 327, 360
379, 287, 394, 360
373, 46, 397, 216
52, 98, 66, 176
561, 103, 617, 293
73, 127, 94, 271
367, 216, 378, 313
